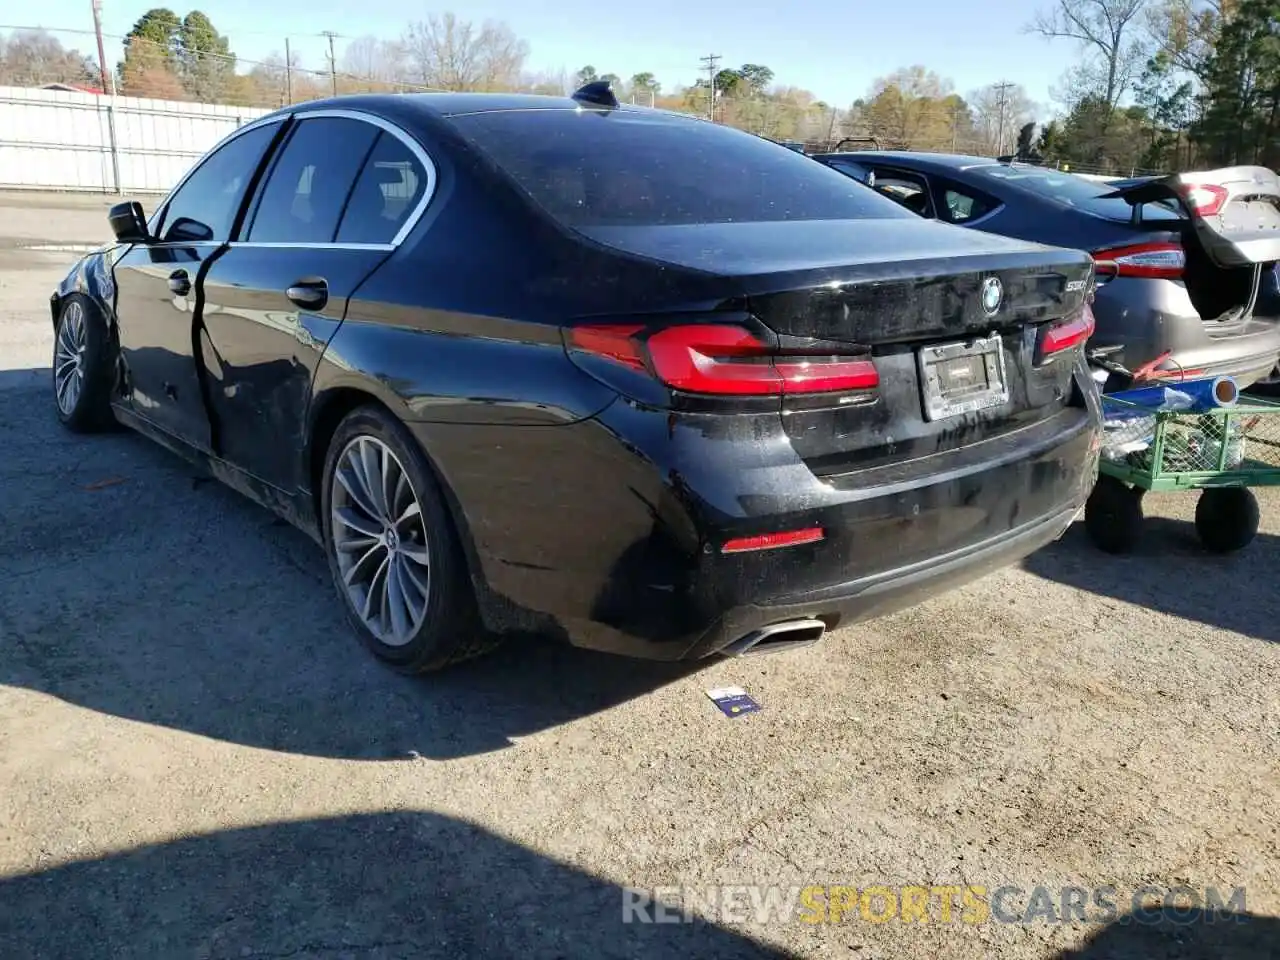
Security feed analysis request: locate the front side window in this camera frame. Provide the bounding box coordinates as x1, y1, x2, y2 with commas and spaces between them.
247, 117, 381, 243
336, 131, 430, 244
448, 109, 913, 228
158, 121, 281, 243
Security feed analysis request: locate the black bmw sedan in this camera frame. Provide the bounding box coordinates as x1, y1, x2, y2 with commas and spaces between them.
49, 84, 1103, 672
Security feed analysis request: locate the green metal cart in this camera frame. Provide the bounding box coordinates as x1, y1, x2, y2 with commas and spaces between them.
1087, 385, 1280, 554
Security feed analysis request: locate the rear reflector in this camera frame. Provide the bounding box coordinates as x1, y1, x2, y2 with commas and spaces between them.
570, 322, 879, 397
1037, 302, 1096, 363
721, 527, 825, 554
1092, 242, 1185, 280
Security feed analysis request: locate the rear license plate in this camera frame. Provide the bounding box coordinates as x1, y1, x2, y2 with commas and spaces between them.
918, 335, 1009, 422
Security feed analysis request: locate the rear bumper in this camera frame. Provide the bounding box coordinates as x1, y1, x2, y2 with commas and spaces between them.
680, 504, 1080, 660
1092, 278, 1280, 387
521, 400, 1100, 662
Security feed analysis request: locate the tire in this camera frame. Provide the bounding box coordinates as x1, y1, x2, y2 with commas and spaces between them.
1085, 475, 1145, 554
1244, 366, 1280, 398
1194, 487, 1259, 554
52, 294, 116, 433
319, 405, 497, 673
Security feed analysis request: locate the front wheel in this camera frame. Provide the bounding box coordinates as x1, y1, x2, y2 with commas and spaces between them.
319, 405, 497, 673
1085, 475, 1145, 554
52, 295, 115, 432
1195, 487, 1259, 554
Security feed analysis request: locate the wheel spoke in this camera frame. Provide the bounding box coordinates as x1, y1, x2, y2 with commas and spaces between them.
385, 556, 410, 640
333, 506, 382, 539
360, 552, 391, 622
359, 441, 388, 519
342, 540, 386, 586
400, 543, 429, 566
336, 458, 380, 520
400, 550, 430, 600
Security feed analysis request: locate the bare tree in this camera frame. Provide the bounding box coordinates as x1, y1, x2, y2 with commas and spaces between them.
341, 35, 408, 88
970, 82, 1037, 154
402, 14, 528, 91
1028, 0, 1154, 110
1144, 0, 1224, 80
0, 29, 98, 88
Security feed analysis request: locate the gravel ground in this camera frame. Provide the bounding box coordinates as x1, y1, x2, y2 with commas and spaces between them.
1, 191, 1278, 960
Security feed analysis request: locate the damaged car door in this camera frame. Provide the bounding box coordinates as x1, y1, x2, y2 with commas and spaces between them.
196, 113, 431, 493
112, 120, 284, 449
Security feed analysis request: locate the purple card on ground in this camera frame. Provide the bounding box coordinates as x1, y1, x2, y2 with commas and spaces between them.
706, 686, 761, 718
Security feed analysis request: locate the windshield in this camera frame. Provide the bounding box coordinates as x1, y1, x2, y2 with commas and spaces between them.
448, 108, 914, 228
968, 165, 1183, 222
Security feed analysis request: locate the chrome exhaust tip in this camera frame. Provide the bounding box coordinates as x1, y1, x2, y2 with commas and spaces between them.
722, 618, 827, 656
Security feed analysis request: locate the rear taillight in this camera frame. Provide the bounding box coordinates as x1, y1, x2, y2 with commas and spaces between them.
569, 323, 879, 397
1092, 242, 1185, 280
1176, 183, 1229, 217
1037, 302, 1096, 364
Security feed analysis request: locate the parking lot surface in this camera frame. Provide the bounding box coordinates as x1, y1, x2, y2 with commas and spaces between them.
1, 190, 1278, 959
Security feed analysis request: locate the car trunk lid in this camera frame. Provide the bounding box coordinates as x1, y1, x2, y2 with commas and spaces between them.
576, 218, 1096, 472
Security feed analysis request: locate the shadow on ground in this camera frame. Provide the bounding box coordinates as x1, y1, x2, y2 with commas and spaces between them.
0, 811, 792, 960
0, 371, 709, 761
1053, 906, 1279, 960
1023, 517, 1280, 644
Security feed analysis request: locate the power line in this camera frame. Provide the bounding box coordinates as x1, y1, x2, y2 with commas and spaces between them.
699, 53, 719, 122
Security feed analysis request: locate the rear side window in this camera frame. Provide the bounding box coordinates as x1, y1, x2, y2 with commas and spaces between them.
336, 132, 430, 244
448, 109, 913, 227
971, 166, 1183, 223
247, 117, 380, 243
940, 184, 999, 224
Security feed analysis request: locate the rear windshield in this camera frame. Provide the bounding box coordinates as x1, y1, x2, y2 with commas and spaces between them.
968, 165, 1183, 222
447, 108, 914, 227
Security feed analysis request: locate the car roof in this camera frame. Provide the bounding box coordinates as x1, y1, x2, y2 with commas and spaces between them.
264, 91, 701, 124
817, 150, 1006, 173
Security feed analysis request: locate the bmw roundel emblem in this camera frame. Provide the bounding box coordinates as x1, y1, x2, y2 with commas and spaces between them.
981, 276, 1003, 316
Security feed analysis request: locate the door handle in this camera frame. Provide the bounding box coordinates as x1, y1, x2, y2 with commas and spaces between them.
286, 278, 328, 311
168, 270, 190, 296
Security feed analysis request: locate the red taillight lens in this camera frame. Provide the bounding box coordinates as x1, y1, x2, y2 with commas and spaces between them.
646, 325, 782, 395
1037, 302, 1096, 363
568, 324, 646, 370
1092, 242, 1185, 279
570, 323, 879, 397
1176, 183, 1229, 217
721, 527, 824, 554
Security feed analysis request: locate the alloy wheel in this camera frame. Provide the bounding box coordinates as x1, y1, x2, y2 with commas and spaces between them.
54, 301, 87, 415
330, 435, 431, 646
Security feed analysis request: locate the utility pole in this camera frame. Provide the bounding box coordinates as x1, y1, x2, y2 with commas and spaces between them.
992, 80, 1015, 157
322, 30, 338, 96
699, 53, 720, 122
89, 0, 110, 94
284, 36, 293, 104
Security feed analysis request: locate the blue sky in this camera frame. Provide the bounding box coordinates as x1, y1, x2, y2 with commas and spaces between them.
21, 0, 1082, 115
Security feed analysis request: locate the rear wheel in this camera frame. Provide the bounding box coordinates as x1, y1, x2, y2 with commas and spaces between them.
320, 405, 496, 673
1194, 487, 1259, 553
52, 295, 115, 432
1085, 475, 1145, 554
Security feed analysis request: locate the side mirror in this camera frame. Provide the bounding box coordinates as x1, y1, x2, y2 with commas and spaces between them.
108, 201, 152, 243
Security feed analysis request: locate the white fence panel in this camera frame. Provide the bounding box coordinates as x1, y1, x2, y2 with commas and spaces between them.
0, 86, 270, 194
